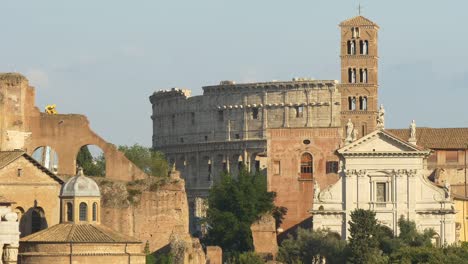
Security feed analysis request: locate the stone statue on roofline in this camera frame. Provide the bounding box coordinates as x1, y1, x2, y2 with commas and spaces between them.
376, 104, 385, 129
409, 120, 417, 144
345, 119, 354, 144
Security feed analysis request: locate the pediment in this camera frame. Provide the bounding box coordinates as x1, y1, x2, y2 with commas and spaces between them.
338, 130, 428, 155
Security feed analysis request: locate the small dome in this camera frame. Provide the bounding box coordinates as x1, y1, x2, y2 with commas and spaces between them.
61, 168, 100, 197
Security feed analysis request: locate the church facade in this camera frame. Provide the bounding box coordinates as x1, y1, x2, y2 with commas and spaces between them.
311, 129, 456, 244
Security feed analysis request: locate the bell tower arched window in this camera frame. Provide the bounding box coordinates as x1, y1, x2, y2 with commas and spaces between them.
348, 68, 356, 83
349, 97, 356, 111
79, 202, 88, 221
300, 153, 313, 180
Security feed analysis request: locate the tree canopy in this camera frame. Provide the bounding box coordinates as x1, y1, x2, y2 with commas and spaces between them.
118, 144, 168, 177
76, 145, 105, 176
202, 168, 279, 257
278, 209, 468, 264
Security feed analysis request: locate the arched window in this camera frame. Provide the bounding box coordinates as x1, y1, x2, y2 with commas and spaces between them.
363, 40, 368, 55
300, 153, 313, 180
349, 97, 356, 111
362, 97, 368, 110
359, 40, 363, 54
92, 202, 98, 221
31, 207, 44, 233
66, 202, 73, 222
347, 40, 351, 55
363, 69, 368, 83
79, 202, 88, 221
350, 40, 356, 55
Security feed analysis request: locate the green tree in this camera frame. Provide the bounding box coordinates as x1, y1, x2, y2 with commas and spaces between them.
76, 146, 105, 176
348, 209, 387, 263
397, 215, 435, 247
278, 228, 347, 264
202, 169, 276, 256
118, 144, 168, 177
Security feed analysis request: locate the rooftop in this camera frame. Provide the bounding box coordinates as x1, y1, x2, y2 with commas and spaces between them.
387, 127, 468, 149
339, 15, 379, 28
20, 223, 141, 243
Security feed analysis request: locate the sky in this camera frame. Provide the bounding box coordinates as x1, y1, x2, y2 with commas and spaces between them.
1, 1, 467, 147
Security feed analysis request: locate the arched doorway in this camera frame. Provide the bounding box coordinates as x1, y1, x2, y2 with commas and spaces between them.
76, 145, 106, 176
31, 207, 46, 234
32, 146, 59, 173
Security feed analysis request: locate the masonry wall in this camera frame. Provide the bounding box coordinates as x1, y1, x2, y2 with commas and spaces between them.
0, 156, 62, 237
266, 127, 343, 232
101, 181, 189, 252
0, 73, 146, 182
150, 80, 343, 229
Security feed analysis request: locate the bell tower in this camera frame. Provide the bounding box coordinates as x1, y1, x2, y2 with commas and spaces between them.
338, 16, 379, 137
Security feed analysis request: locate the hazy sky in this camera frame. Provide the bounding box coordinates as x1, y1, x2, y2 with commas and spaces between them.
1, 1, 467, 147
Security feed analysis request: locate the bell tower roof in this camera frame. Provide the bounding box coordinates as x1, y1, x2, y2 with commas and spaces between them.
339, 15, 379, 28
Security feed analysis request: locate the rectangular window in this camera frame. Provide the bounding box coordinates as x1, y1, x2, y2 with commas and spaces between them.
171, 115, 175, 127
204, 135, 208, 141
252, 108, 259, 120
235, 133, 240, 139
218, 110, 224, 122
376, 182, 387, 203
326, 161, 339, 174
191, 112, 195, 125
273, 161, 281, 175
295, 106, 304, 118
446, 151, 458, 163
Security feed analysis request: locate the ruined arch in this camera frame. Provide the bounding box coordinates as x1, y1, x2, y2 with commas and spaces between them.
76, 145, 106, 177
31, 146, 59, 173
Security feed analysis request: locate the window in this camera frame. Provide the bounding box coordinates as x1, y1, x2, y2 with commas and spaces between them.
361, 124, 367, 136
66, 202, 73, 222
273, 161, 281, 175
300, 153, 313, 179
347, 40, 352, 55
180, 138, 184, 143
235, 133, 240, 139
376, 182, 387, 203
363, 40, 368, 55
359, 96, 368, 110
295, 106, 304, 118
218, 110, 224, 122
191, 112, 195, 125
252, 108, 259, 119
92, 202, 97, 221
348, 68, 357, 83
171, 115, 175, 128
326, 161, 339, 174
222, 161, 227, 172
446, 151, 458, 163
359, 69, 368, 83
79, 202, 88, 221
204, 135, 208, 141
348, 97, 356, 111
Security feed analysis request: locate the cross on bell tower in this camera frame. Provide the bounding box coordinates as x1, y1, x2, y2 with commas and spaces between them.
338, 14, 380, 137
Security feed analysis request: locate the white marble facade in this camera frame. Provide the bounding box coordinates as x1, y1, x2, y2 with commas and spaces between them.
311, 129, 456, 245
0, 200, 19, 264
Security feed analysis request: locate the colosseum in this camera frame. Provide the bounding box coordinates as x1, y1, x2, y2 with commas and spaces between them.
150, 15, 380, 232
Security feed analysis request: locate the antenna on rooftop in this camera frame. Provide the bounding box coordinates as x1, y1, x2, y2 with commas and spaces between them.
358, 3, 363, 16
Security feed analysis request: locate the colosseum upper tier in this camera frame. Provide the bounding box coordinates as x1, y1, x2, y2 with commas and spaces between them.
149, 79, 341, 197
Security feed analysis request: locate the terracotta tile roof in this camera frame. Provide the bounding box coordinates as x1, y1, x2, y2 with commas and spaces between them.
339, 16, 379, 27
0, 150, 64, 184
20, 223, 141, 243
387, 128, 468, 149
